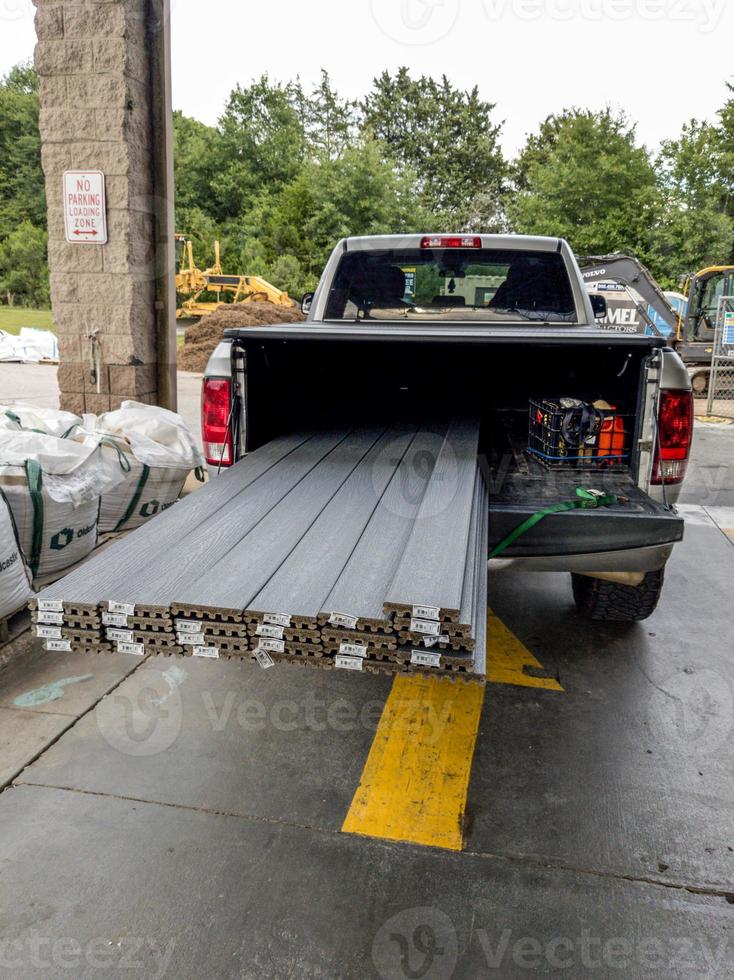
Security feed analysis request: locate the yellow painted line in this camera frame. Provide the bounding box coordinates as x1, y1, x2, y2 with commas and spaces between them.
342, 608, 562, 851
486, 607, 564, 691
342, 673, 485, 851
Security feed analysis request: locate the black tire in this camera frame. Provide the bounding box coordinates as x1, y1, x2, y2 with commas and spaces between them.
571, 569, 665, 622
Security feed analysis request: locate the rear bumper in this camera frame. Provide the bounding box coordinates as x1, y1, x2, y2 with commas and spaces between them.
488, 489, 684, 572
489, 542, 675, 574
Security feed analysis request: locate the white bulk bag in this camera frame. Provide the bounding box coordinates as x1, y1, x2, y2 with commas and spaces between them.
0, 431, 125, 582
0, 489, 33, 619
0, 403, 82, 439
89, 401, 204, 533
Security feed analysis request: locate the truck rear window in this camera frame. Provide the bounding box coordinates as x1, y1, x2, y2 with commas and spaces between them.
324, 248, 577, 323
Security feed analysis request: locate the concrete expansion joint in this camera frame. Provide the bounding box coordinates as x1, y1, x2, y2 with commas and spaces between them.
462, 846, 734, 905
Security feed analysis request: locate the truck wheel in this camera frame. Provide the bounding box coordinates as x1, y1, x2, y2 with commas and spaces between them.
570, 570, 665, 622
690, 371, 709, 398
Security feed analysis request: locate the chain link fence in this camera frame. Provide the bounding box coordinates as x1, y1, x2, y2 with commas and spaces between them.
706, 296, 734, 419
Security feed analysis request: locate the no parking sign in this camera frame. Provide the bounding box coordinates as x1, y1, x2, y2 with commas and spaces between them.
63, 170, 108, 245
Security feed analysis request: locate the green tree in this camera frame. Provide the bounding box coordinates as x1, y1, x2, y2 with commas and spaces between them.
361, 68, 506, 229
0, 63, 45, 234
217, 76, 308, 217
0, 221, 49, 307
306, 70, 357, 160
260, 138, 432, 279
509, 109, 660, 261
651, 87, 734, 281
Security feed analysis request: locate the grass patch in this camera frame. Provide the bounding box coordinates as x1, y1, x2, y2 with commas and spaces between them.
0, 308, 54, 335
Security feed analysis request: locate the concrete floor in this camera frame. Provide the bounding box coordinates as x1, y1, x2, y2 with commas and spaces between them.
0, 366, 733, 978
0, 364, 203, 450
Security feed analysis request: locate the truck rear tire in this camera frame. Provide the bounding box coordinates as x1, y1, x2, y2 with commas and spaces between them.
571, 570, 665, 622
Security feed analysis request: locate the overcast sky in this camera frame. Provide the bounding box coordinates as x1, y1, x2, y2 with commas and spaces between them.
2, 0, 731, 155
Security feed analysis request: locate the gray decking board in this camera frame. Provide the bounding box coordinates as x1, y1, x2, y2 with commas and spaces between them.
33, 432, 315, 606
383, 418, 481, 620
247, 425, 418, 622
104, 430, 354, 608
319, 423, 449, 627
173, 427, 389, 611
469, 470, 489, 676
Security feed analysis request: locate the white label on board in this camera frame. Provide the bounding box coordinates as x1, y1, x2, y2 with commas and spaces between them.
422, 635, 450, 649
117, 642, 145, 656
193, 646, 220, 659
257, 638, 285, 654
102, 612, 129, 628
177, 633, 204, 646
409, 618, 441, 636
106, 628, 134, 643
263, 613, 291, 628
38, 600, 63, 613
338, 641, 368, 658
108, 601, 135, 616
37, 612, 64, 626
256, 624, 285, 640
410, 650, 442, 668
254, 649, 275, 669
36, 625, 62, 640
175, 619, 205, 633
412, 604, 440, 621
329, 612, 358, 630
45, 639, 72, 652
335, 655, 363, 671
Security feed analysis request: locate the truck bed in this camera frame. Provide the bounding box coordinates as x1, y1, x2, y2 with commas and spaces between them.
225, 327, 683, 564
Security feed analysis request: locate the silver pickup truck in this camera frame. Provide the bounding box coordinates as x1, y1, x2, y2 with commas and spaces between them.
202, 234, 693, 622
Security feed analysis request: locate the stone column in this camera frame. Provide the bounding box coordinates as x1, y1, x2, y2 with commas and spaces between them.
33, 0, 176, 413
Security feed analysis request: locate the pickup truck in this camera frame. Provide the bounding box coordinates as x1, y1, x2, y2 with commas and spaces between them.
201, 234, 693, 623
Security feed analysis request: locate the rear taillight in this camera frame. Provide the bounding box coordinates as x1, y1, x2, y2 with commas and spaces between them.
651, 389, 694, 486
420, 236, 482, 249
201, 378, 233, 467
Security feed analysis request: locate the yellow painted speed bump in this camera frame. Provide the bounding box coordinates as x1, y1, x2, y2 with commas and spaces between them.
486, 607, 564, 691
342, 607, 562, 851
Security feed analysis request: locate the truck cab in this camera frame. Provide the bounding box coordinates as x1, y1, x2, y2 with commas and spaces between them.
203, 234, 694, 622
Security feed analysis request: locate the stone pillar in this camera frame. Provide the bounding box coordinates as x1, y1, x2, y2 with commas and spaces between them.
33, 0, 176, 414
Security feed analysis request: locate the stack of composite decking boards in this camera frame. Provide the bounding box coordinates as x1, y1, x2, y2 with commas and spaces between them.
31, 421, 488, 682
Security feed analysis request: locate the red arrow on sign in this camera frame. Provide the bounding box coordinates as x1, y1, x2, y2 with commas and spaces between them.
73, 229, 98, 237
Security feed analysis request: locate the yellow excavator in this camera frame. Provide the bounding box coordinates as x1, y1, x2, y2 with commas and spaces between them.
175, 235, 294, 319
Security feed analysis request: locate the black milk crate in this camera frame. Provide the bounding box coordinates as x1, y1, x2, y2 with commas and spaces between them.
527, 398, 633, 470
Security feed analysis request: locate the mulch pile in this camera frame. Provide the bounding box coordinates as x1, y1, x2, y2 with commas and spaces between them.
178, 302, 306, 373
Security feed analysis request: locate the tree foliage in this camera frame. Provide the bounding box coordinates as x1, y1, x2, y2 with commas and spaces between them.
2, 61, 734, 307
509, 109, 660, 261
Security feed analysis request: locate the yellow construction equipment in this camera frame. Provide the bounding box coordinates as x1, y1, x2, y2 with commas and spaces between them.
175, 235, 294, 319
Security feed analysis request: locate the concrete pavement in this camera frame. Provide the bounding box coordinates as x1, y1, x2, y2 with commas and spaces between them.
0, 365, 732, 978
0, 364, 203, 450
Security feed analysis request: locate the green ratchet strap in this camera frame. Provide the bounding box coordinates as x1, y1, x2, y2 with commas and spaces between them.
61, 422, 82, 439
489, 487, 619, 560
25, 459, 45, 580
4, 410, 22, 427
114, 464, 150, 532
194, 466, 205, 483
